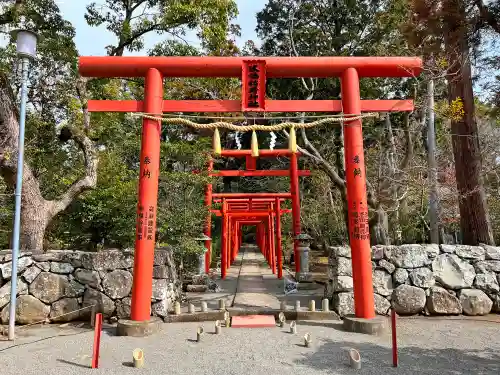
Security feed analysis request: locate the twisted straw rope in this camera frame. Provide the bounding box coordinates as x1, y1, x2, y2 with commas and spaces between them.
131, 112, 379, 132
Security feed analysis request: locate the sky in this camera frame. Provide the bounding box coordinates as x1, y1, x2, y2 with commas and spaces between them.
57, 0, 267, 56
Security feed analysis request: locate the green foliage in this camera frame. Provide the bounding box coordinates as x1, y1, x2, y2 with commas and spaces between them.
49, 150, 138, 249
85, 0, 239, 56
1, 0, 499, 255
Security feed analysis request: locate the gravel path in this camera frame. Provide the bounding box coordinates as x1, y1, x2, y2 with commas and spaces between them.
1, 317, 499, 375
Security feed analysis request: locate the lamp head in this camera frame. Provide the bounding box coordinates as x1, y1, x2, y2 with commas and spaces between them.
10, 29, 41, 60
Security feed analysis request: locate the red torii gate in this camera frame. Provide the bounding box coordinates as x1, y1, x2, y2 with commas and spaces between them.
211, 194, 295, 279
78, 55, 422, 323
205, 149, 310, 281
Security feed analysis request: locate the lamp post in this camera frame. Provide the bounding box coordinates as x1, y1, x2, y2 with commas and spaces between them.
8, 29, 40, 341
295, 233, 313, 282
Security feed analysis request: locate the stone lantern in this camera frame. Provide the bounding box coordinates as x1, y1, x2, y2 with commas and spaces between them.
194, 234, 211, 275
295, 233, 313, 282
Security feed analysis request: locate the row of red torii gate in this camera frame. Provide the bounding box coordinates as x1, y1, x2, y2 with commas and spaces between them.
202, 150, 311, 281
78, 55, 423, 324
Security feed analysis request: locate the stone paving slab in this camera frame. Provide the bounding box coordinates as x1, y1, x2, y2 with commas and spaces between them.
232, 246, 282, 309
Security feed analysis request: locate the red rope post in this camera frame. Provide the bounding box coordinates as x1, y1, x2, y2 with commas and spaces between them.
91, 312, 103, 369
391, 309, 398, 367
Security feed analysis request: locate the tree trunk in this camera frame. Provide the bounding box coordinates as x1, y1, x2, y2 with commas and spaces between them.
1, 73, 98, 252
370, 206, 390, 245
20, 198, 50, 251
443, 0, 495, 245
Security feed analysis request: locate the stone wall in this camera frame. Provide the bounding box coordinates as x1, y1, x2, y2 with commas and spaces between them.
0, 248, 180, 324
324, 244, 500, 317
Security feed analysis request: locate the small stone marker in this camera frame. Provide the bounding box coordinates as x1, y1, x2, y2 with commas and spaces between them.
224, 311, 230, 327
290, 321, 297, 334
308, 300, 315, 312
188, 303, 195, 314
201, 301, 208, 312
174, 301, 181, 315
132, 348, 145, 368
214, 320, 221, 334
196, 326, 204, 342
322, 298, 329, 312
304, 333, 312, 348
295, 300, 300, 311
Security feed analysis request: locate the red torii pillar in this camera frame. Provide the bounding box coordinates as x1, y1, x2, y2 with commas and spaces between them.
130, 69, 163, 321
221, 200, 228, 279
275, 197, 283, 279
342, 68, 375, 319
290, 152, 301, 274
203, 158, 214, 274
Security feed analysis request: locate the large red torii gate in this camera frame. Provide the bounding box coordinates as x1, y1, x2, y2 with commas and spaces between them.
78, 55, 422, 323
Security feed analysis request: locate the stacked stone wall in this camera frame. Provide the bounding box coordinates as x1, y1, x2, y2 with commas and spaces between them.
324, 244, 500, 316
0, 248, 180, 324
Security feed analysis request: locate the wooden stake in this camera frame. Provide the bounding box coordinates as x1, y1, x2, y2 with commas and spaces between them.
304, 332, 311, 348
133, 348, 145, 368
196, 326, 204, 342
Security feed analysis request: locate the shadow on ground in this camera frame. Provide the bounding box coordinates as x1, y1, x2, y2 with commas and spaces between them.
295, 339, 500, 375
0, 331, 88, 352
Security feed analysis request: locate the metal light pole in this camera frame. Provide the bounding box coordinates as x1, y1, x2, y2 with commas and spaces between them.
8, 29, 39, 341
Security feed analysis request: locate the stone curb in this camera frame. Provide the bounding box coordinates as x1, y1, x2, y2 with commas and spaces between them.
163, 309, 340, 323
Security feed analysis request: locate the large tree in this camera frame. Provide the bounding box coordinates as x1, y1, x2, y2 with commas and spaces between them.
255, 0, 423, 245
408, 0, 499, 245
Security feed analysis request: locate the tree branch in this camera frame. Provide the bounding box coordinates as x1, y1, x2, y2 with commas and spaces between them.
0, 0, 24, 26
474, 0, 500, 34
50, 77, 98, 216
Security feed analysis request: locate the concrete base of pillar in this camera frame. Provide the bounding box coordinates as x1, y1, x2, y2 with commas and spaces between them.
295, 272, 313, 282
297, 281, 319, 290
116, 317, 162, 337
342, 315, 386, 336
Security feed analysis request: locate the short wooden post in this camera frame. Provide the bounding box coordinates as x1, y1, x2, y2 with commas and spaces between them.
295, 300, 300, 311
133, 348, 145, 368
174, 301, 181, 315
196, 326, 204, 342
322, 298, 329, 312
